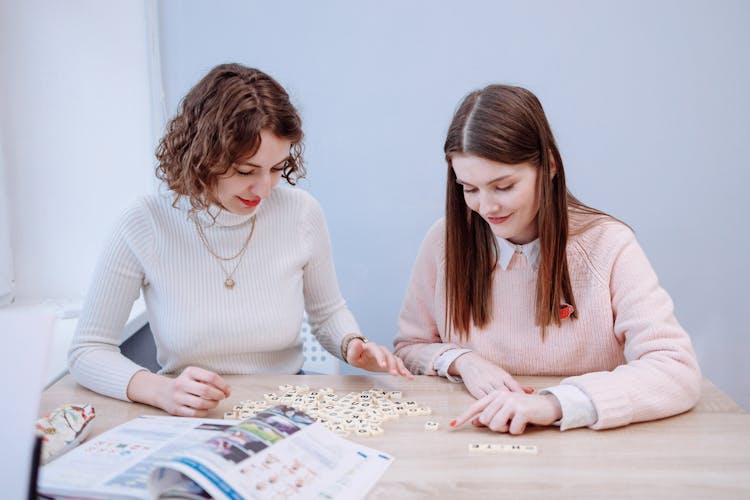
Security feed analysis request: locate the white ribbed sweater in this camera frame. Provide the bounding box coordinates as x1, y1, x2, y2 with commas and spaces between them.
68, 187, 359, 401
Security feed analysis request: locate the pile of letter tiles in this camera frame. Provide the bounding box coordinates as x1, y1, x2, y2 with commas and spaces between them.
224, 384, 434, 437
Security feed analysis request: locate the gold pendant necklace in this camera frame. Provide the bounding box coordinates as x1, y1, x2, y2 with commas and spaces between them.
192, 214, 257, 289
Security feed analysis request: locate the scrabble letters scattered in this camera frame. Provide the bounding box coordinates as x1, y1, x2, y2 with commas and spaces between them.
225, 385, 432, 438
468, 443, 538, 455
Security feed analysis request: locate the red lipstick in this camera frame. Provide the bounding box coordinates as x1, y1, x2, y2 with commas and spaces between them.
238, 196, 261, 208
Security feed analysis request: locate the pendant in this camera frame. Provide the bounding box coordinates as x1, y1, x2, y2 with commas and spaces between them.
224, 278, 235, 289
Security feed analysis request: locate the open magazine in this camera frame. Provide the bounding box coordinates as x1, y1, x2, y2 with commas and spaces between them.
39, 405, 393, 499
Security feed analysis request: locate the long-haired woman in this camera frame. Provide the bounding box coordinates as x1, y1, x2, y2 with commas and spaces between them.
394, 85, 699, 433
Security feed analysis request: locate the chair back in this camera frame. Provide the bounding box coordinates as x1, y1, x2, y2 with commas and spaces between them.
300, 313, 340, 374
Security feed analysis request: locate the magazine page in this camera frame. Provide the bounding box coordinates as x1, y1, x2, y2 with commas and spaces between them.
38, 415, 239, 500
149, 405, 394, 499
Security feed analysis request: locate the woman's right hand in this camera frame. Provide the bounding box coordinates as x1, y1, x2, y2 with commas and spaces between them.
451, 352, 532, 399
127, 366, 231, 417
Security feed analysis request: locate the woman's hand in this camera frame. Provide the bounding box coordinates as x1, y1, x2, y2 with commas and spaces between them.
452, 352, 532, 399
127, 366, 231, 417
450, 390, 562, 434
346, 339, 414, 378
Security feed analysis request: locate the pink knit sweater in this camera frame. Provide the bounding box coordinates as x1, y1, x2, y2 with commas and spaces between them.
394, 217, 701, 429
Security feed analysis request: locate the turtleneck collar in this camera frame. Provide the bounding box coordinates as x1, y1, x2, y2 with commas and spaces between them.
177, 194, 261, 227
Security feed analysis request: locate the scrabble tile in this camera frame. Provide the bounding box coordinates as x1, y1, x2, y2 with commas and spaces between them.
468, 443, 493, 454
492, 444, 538, 455
468, 443, 538, 455
369, 425, 384, 436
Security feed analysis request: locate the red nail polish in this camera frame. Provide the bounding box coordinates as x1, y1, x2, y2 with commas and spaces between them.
449, 420, 457, 427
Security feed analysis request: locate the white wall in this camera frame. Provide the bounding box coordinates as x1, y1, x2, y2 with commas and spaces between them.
1, 1, 746, 412
0, 129, 13, 305
0, 0, 155, 303
158, 0, 750, 409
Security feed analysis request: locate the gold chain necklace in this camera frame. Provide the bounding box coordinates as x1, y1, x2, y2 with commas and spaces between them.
192, 214, 257, 289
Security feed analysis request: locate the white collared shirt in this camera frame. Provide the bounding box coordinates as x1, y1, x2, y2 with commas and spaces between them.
496, 237, 541, 271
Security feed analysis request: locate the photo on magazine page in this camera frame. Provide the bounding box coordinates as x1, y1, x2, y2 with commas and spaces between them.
148, 404, 393, 500
38, 415, 237, 499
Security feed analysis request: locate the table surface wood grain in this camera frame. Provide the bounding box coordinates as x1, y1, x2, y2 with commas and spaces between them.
40, 374, 750, 499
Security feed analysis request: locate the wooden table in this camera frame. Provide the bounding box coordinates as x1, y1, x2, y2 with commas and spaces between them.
40, 375, 750, 499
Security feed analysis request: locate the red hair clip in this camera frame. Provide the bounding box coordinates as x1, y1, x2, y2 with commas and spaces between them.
560, 304, 574, 320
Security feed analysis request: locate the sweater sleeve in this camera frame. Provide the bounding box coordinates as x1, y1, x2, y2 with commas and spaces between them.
394, 219, 463, 374
301, 195, 360, 361
561, 223, 701, 429
67, 200, 153, 401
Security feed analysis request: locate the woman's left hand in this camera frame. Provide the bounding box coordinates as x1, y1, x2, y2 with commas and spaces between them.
450, 391, 562, 435
346, 339, 414, 378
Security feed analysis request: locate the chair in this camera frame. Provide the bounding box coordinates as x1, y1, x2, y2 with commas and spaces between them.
119, 313, 340, 374
300, 313, 340, 374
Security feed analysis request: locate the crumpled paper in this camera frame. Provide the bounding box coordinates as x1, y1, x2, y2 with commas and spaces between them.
36, 403, 95, 464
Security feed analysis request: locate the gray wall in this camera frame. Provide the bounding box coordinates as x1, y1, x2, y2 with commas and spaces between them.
158, 0, 750, 409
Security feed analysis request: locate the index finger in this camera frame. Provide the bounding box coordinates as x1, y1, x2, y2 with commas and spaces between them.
189, 367, 231, 397
450, 394, 494, 429
395, 356, 414, 379
363, 343, 388, 369
504, 377, 525, 393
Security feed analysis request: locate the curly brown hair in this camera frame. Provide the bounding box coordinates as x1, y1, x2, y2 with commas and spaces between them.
155, 63, 305, 212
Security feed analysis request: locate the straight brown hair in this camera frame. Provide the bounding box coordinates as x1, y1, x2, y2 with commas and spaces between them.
444, 85, 608, 341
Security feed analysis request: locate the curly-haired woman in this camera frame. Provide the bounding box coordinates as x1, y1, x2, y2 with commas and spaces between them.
69, 63, 411, 416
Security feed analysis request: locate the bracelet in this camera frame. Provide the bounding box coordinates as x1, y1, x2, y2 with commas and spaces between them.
340, 334, 369, 363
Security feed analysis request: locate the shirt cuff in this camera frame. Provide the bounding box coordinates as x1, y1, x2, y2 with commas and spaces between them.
539, 384, 598, 431
434, 348, 472, 383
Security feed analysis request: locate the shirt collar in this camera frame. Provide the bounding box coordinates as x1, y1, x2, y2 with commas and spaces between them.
496, 237, 541, 271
